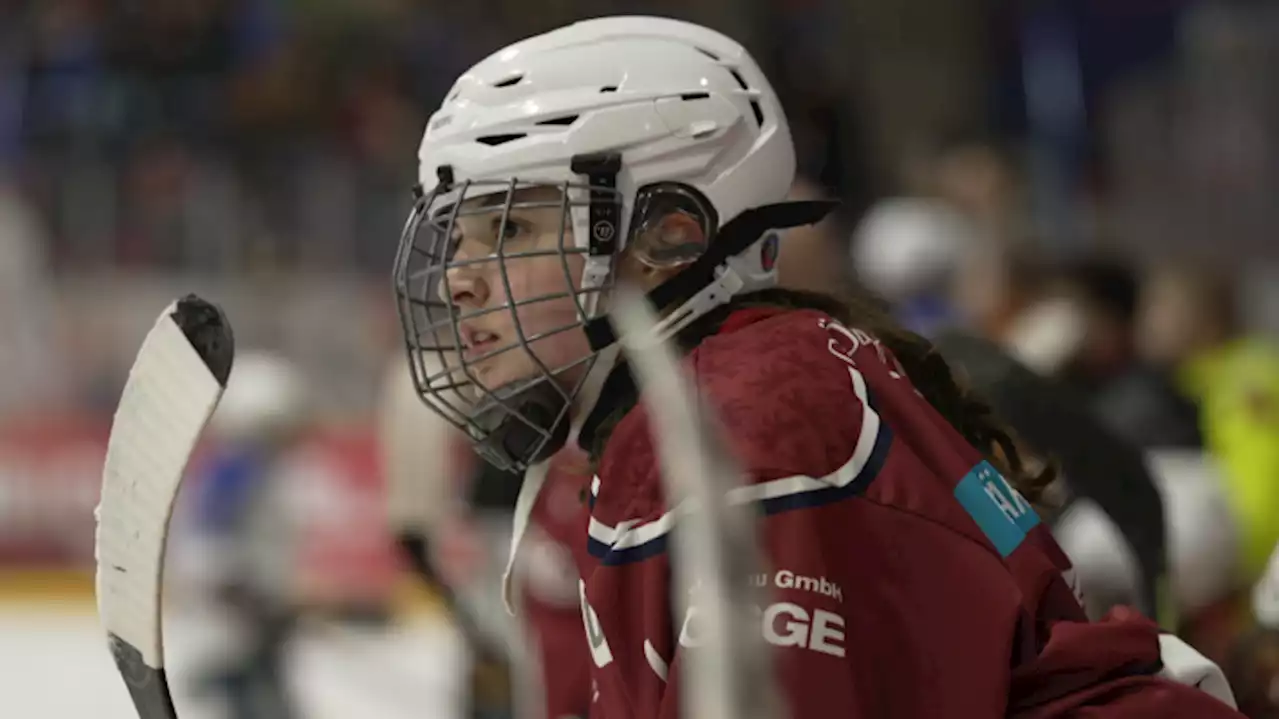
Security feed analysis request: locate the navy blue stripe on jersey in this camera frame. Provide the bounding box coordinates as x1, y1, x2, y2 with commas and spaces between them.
587, 392, 893, 566
595, 533, 671, 566
759, 420, 893, 516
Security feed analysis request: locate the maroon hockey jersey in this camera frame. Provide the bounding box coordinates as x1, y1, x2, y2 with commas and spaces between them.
518, 447, 595, 719
572, 306, 1241, 719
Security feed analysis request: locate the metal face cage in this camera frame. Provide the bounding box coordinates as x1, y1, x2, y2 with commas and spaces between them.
392, 175, 621, 470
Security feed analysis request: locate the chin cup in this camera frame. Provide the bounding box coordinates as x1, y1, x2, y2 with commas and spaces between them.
471, 379, 571, 472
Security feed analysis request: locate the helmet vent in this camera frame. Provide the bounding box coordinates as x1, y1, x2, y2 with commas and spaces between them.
493, 74, 524, 88
536, 115, 580, 126
725, 68, 764, 127
476, 133, 527, 146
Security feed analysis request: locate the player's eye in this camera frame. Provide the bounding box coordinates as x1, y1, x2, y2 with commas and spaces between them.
492, 217, 525, 244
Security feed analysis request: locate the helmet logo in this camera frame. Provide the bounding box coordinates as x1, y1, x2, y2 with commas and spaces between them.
760, 232, 779, 271
592, 220, 616, 243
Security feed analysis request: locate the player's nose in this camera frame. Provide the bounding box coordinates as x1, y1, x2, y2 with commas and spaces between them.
440, 254, 490, 309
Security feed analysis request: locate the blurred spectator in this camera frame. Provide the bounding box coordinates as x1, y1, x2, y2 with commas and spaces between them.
903, 132, 1028, 247
1141, 265, 1278, 585
1056, 256, 1142, 387
949, 241, 1054, 354
946, 245, 1204, 449
850, 196, 975, 337
1052, 255, 1204, 449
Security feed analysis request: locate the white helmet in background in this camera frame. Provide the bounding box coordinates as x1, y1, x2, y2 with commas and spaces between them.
851, 198, 972, 303
209, 351, 308, 444
394, 16, 833, 470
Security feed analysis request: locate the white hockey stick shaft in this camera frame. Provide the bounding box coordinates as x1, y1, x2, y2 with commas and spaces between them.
610, 288, 781, 719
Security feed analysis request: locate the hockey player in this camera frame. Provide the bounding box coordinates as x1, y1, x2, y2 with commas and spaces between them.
390, 16, 1242, 718
183, 351, 308, 719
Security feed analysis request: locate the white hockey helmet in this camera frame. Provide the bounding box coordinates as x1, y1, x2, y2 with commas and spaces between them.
393, 16, 834, 470
851, 198, 972, 303
209, 351, 308, 444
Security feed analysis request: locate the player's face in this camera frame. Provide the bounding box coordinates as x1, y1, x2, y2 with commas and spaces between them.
443, 186, 591, 393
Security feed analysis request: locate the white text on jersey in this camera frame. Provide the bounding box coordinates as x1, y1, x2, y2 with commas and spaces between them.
748, 569, 844, 603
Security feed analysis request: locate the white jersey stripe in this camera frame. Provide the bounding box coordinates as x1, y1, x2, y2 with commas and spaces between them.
590, 366, 882, 555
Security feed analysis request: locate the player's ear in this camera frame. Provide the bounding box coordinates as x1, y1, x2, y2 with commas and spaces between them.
617, 210, 707, 290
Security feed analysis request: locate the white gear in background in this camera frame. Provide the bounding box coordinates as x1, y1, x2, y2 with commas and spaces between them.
850, 198, 973, 303
377, 352, 463, 537
208, 350, 308, 443
1054, 449, 1242, 622
1149, 450, 1242, 617
1003, 297, 1090, 377
1052, 498, 1142, 620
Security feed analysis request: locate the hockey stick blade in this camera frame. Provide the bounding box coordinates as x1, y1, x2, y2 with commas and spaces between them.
96, 295, 234, 719
610, 288, 781, 719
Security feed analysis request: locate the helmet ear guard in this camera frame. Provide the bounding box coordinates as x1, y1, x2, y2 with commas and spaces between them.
585, 198, 839, 350
566, 158, 837, 349
627, 183, 716, 271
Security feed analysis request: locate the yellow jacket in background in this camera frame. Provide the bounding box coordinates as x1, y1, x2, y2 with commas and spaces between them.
1180, 338, 1279, 584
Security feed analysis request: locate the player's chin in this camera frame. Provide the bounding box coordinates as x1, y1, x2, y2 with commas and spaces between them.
470, 357, 530, 397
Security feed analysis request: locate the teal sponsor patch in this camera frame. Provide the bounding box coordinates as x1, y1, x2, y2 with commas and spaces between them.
953, 461, 1040, 557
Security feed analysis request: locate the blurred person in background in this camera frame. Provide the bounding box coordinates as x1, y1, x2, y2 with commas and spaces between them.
849, 195, 974, 337
182, 351, 308, 719
1051, 257, 1142, 391
957, 245, 1203, 447
378, 355, 592, 719
1004, 254, 1203, 449
943, 235, 1097, 386
902, 132, 1028, 248
1139, 264, 1278, 587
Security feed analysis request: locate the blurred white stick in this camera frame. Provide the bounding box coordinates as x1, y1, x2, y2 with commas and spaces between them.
610, 287, 781, 719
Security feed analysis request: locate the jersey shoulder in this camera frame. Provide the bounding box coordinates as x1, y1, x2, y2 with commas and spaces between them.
588, 308, 889, 561
688, 308, 892, 480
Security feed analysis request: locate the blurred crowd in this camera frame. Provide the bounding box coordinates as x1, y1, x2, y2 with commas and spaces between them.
0, 0, 489, 274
